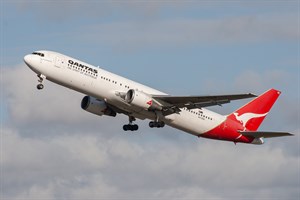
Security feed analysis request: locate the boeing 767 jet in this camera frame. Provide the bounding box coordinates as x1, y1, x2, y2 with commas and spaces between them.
24, 50, 293, 144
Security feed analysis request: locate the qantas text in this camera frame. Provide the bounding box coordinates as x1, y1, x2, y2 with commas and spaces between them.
68, 60, 98, 74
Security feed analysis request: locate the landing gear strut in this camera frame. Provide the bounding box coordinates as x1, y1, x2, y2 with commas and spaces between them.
149, 112, 165, 128
37, 74, 46, 90
123, 116, 139, 131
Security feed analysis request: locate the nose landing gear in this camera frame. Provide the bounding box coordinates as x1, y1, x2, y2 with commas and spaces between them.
37, 74, 46, 90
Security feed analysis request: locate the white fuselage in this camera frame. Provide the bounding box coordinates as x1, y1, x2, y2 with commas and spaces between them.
24, 50, 225, 137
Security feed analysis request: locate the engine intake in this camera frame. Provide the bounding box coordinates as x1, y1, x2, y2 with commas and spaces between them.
125, 89, 162, 111
81, 96, 116, 117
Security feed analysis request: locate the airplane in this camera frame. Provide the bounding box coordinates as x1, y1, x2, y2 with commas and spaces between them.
23, 50, 293, 145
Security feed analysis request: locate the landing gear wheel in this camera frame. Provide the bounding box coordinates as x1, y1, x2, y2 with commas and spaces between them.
158, 121, 165, 128
123, 116, 139, 132
123, 125, 128, 131
123, 124, 139, 131
36, 74, 46, 90
149, 121, 154, 128
37, 84, 44, 90
149, 111, 165, 128
133, 124, 139, 131
149, 121, 165, 128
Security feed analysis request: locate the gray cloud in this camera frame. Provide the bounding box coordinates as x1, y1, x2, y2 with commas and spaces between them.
9, 1, 297, 51
233, 69, 291, 92
1, 64, 129, 137
69, 14, 298, 51
2, 127, 299, 199
13, 1, 172, 21
13, 1, 298, 20
2, 64, 86, 124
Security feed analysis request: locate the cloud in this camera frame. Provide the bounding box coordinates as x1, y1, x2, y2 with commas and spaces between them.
70, 14, 298, 51
1, 63, 127, 132
1, 64, 81, 123
13, 1, 298, 22
13, 1, 172, 21
1, 127, 299, 199
234, 69, 291, 92
10, 2, 298, 50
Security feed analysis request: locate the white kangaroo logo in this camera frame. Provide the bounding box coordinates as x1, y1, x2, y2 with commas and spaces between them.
233, 112, 268, 128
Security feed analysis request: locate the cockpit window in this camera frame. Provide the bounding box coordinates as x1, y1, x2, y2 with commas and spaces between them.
32, 52, 44, 57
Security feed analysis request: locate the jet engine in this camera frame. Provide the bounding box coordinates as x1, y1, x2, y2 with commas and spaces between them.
81, 96, 116, 117
251, 137, 264, 145
125, 89, 162, 111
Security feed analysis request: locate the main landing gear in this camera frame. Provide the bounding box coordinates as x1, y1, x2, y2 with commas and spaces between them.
123, 116, 139, 131
122, 113, 165, 131
149, 121, 165, 128
149, 112, 165, 128
37, 74, 46, 90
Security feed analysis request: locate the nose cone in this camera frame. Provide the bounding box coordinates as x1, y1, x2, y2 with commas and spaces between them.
23, 54, 32, 66
24, 54, 40, 74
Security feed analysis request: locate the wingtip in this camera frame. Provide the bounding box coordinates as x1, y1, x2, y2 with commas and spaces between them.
249, 93, 257, 97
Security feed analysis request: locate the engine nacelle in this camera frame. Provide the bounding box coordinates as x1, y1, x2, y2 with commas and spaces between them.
251, 137, 264, 145
81, 96, 116, 117
125, 89, 162, 111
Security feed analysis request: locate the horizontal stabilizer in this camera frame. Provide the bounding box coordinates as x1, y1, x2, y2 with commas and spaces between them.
239, 131, 293, 138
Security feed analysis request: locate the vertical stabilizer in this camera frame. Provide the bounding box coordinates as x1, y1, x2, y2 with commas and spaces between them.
227, 89, 281, 131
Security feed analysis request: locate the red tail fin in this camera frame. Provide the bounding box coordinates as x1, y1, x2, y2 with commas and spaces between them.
228, 89, 281, 131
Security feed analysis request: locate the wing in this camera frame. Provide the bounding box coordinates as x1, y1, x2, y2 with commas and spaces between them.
152, 93, 256, 110
239, 131, 294, 138
115, 90, 256, 116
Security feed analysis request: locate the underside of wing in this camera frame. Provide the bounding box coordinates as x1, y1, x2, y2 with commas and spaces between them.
152, 93, 256, 109
239, 131, 294, 138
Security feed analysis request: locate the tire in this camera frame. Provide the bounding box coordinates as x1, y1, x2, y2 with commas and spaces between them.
159, 121, 165, 128
133, 124, 139, 131
149, 121, 154, 128
37, 84, 44, 90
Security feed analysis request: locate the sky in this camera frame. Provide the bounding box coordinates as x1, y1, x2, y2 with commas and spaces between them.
0, 1, 299, 200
